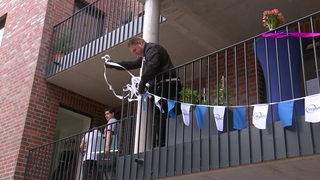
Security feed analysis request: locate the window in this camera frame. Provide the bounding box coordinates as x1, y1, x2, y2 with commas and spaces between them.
0, 14, 7, 46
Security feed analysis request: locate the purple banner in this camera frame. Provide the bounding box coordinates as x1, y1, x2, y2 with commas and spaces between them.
262, 32, 320, 38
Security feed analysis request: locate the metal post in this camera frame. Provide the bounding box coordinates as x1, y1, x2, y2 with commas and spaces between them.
134, 0, 160, 153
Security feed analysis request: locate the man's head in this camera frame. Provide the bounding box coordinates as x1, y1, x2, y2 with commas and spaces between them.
104, 107, 115, 121
127, 37, 145, 57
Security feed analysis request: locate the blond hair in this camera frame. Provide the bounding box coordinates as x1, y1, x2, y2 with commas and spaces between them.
127, 36, 145, 47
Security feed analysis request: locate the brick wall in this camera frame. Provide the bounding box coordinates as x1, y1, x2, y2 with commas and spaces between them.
0, 0, 108, 179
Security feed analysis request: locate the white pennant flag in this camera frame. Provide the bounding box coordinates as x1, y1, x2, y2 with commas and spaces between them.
180, 103, 191, 126
305, 93, 320, 123
154, 95, 165, 113
252, 104, 269, 129
213, 106, 225, 131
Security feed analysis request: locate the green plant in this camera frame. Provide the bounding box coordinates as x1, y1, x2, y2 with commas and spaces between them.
179, 87, 201, 104
214, 76, 232, 106
179, 87, 209, 105
55, 28, 73, 54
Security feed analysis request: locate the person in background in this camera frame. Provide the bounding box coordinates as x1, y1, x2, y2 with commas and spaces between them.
106, 36, 181, 147
79, 125, 103, 180
104, 107, 118, 154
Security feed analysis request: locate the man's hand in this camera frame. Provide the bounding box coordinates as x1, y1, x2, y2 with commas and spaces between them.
104, 59, 114, 69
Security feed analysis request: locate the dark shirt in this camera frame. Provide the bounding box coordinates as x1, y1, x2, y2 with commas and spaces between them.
115, 42, 176, 92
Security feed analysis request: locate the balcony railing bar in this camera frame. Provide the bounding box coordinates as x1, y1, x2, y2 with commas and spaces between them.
310, 16, 320, 84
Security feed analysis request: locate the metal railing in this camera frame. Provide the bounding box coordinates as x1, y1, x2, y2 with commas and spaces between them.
48, 0, 145, 77
24, 121, 120, 180
116, 11, 320, 179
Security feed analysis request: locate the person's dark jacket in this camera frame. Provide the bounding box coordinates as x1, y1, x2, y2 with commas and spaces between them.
111, 42, 176, 93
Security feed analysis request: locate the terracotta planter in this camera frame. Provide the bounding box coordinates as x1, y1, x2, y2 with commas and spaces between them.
55, 53, 64, 59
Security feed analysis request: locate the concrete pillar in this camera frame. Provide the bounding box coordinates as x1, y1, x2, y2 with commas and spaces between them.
134, 0, 160, 153
142, 0, 160, 43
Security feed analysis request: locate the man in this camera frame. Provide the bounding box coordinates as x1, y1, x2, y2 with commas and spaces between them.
104, 107, 118, 154
79, 126, 103, 180
101, 107, 118, 180
106, 36, 181, 146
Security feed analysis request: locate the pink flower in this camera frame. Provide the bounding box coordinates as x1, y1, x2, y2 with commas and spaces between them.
262, 9, 285, 30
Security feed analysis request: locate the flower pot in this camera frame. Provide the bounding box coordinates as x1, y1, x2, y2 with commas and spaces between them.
55, 53, 65, 59
255, 35, 307, 122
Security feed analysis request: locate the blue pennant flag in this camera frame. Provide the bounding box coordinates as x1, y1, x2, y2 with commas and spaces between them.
167, 99, 176, 119
233, 107, 247, 130
278, 100, 294, 127
195, 105, 207, 129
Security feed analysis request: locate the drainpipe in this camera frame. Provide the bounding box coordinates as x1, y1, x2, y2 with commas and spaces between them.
134, 0, 160, 154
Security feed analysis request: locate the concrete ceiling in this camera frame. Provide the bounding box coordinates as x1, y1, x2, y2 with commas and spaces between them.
47, 0, 320, 108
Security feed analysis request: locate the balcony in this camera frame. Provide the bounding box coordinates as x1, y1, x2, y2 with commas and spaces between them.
28, 5, 320, 179
36, 0, 320, 179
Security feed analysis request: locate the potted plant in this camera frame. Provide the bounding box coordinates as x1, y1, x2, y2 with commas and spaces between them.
214, 76, 234, 131
257, 9, 306, 121
179, 87, 201, 104
214, 76, 232, 106
179, 87, 209, 103
55, 27, 73, 59
262, 8, 285, 31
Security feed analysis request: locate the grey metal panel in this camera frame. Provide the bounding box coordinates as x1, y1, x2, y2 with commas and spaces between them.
201, 108, 211, 138
123, 155, 132, 180
174, 143, 183, 176
285, 119, 300, 158
168, 115, 184, 146
159, 147, 167, 178
312, 122, 320, 153
192, 113, 201, 142
274, 121, 287, 159
250, 126, 262, 163
192, 139, 201, 173
136, 153, 145, 180
151, 148, 160, 180
183, 142, 192, 174
144, 151, 152, 180
230, 130, 240, 166
117, 156, 124, 180
240, 128, 251, 165
262, 123, 275, 161
201, 138, 210, 171
210, 134, 219, 169
130, 154, 138, 180
297, 117, 314, 155
167, 146, 175, 177
220, 133, 229, 168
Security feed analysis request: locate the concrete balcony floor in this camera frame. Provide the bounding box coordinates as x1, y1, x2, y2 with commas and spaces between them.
163, 154, 320, 180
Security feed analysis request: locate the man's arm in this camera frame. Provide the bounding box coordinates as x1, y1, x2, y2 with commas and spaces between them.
138, 47, 162, 93
105, 130, 112, 154
106, 58, 143, 70
79, 137, 85, 154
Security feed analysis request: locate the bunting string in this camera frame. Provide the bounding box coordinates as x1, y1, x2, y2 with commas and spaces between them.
144, 91, 320, 130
